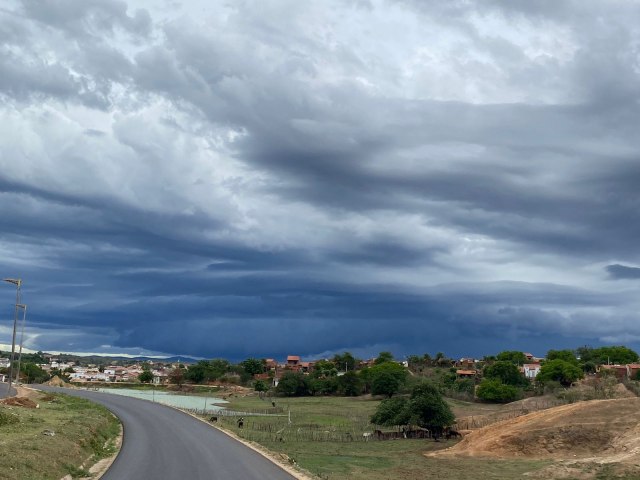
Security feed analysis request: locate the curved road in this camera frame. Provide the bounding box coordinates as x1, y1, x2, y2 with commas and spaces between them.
36, 386, 295, 480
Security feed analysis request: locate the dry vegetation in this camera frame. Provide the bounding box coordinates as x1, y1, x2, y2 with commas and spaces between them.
0, 388, 120, 480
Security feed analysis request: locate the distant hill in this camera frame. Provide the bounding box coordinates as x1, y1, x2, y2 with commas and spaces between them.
0, 350, 199, 365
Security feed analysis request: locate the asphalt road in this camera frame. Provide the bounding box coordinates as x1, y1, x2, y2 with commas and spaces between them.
0, 381, 16, 397
36, 386, 296, 480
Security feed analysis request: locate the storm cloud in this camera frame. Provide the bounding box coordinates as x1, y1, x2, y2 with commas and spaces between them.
1, 0, 640, 360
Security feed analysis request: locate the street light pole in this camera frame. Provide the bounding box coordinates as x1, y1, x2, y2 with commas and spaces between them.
3, 278, 22, 398
15, 304, 27, 385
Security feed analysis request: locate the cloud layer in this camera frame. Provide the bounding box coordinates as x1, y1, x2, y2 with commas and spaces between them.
1, 0, 640, 360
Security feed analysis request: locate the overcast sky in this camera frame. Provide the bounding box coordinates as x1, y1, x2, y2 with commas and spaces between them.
1, 0, 639, 361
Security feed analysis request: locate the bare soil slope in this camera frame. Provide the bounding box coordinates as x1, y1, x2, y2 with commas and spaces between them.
432, 398, 640, 460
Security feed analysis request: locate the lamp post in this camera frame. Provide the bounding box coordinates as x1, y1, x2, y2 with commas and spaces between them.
15, 304, 27, 385
3, 278, 22, 397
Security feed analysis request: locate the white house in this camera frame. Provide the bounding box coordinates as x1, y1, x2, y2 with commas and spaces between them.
523, 363, 541, 379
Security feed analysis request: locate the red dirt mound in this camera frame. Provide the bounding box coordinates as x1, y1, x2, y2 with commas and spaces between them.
1, 396, 38, 408
430, 398, 640, 460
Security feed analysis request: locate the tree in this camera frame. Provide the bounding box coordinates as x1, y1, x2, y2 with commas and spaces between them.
537, 359, 583, 387
338, 371, 362, 396
370, 362, 408, 397
21, 363, 49, 384
359, 367, 372, 394
169, 367, 185, 388
254, 380, 268, 392
546, 349, 579, 365
332, 352, 358, 371
577, 346, 639, 365
496, 351, 527, 364
186, 359, 231, 384
370, 382, 454, 429
240, 358, 264, 376
371, 397, 410, 426
276, 372, 309, 396
311, 360, 338, 378
409, 382, 455, 429
375, 351, 394, 365
139, 370, 154, 383
476, 379, 520, 403
483, 361, 528, 387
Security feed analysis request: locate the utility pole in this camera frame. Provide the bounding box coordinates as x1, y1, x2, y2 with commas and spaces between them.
15, 304, 27, 385
3, 278, 22, 397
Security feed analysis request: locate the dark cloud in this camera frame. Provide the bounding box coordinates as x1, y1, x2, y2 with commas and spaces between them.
606, 264, 640, 280
1, 0, 639, 360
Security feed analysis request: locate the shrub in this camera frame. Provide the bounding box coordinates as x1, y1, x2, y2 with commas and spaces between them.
476, 379, 520, 403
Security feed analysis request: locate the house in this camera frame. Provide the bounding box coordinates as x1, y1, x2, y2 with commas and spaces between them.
522, 363, 541, 379
265, 359, 278, 371
457, 358, 476, 369
0, 358, 10, 369
286, 355, 300, 366
456, 369, 477, 378
627, 364, 640, 379
597, 364, 628, 379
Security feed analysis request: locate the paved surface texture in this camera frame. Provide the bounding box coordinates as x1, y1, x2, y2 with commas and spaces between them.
36, 386, 296, 480
0, 382, 16, 397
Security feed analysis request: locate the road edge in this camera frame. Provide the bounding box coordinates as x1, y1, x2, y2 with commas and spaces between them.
23, 386, 124, 480
179, 409, 317, 480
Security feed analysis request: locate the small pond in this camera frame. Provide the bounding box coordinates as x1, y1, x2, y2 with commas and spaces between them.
92, 388, 228, 411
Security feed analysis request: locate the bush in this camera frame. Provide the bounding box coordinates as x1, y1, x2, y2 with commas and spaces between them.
0, 411, 19, 426
476, 379, 520, 403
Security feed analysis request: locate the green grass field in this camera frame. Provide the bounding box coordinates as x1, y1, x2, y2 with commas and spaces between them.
209, 395, 550, 480
0, 391, 120, 480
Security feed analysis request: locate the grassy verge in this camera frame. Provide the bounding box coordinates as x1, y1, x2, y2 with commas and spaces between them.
0, 391, 120, 480
208, 395, 550, 480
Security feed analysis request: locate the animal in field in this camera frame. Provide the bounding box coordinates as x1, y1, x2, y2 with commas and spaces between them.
445, 429, 462, 439
362, 432, 373, 441
209, 416, 218, 422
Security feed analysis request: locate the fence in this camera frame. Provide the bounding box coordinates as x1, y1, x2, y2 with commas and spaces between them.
453, 398, 564, 430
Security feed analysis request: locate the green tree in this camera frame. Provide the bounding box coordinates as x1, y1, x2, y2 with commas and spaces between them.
276, 372, 309, 397
483, 361, 528, 387
338, 371, 362, 396
546, 349, 579, 365
332, 352, 358, 371
240, 358, 264, 376
496, 351, 527, 364
21, 363, 49, 384
254, 379, 268, 392
370, 382, 455, 429
370, 362, 408, 397
139, 370, 154, 383
370, 397, 410, 426
311, 360, 338, 378
374, 351, 394, 365
359, 367, 372, 394
409, 382, 455, 429
537, 359, 583, 387
476, 379, 520, 403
